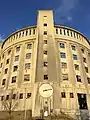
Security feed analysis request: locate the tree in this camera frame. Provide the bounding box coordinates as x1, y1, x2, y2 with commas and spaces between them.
1, 89, 19, 120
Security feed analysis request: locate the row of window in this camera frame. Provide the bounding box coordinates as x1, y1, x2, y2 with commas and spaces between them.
1, 92, 31, 101
1, 44, 32, 60
61, 92, 74, 98
7, 28, 35, 43
56, 28, 82, 40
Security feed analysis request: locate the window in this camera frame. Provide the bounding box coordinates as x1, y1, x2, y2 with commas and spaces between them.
60, 29, 62, 34
19, 33, 21, 38
8, 50, 11, 55
6, 59, 9, 64
12, 76, 16, 83
60, 43, 65, 48
60, 52, 66, 58
33, 29, 35, 34
73, 54, 78, 60
74, 64, 79, 70
27, 93, 31, 98
44, 23, 47, 26
26, 53, 31, 59
13, 66, 18, 72
62, 74, 68, 80
44, 62, 48, 67
22, 31, 24, 37
71, 45, 76, 50
6, 95, 9, 100
44, 40, 47, 44
56, 29, 58, 34
44, 75, 48, 80
19, 93, 23, 99
44, 51, 47, 55
16, 34, 18, 39
2, 54, 4, 59
25, 63, 30, 69
16, 46, 20, 52
44, 31, 47, 35
26, 30, 28, 36
15, 55, 19, 61
83, 57, 86, 63
77, 33, 78, 39
64, 29, 66, 35
0, 63, 2, 68
61, 92, 66, 98
24, 74, 30, 81
1, 96, 4, 101
87, 77, 90, 84
76, 75, 81, 82
67, 30, 69, 36
61, 62, 67, 69
12, 94, 16, 99
2, 79, 6, 85
27, 44, 32, 49
74, 32, 76, 38
70, 93, 74, 98
81, 49, 84, 53
29, 29, 31, 35
70, 31, 73, 37
85, 67, 88, 73
5, 68, 8, 74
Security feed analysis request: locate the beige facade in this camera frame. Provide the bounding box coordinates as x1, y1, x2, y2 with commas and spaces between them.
0, 10, 90, 119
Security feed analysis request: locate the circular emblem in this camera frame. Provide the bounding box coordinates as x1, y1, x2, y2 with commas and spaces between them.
39, 84, 53, 98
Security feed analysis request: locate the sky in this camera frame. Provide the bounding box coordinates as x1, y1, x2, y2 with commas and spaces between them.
0, 0, 90, 41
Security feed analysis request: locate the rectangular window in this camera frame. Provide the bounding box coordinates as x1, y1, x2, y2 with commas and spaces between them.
73, 54, 78, 60
44, 62, 48, 67
44, 75, 48, 80
44, 31, 47, 35
26, 30, 28, 36
44, 51, 47, 55
61, 62, 67, 69
27, 44, 32, 49
85, 67, 88, 73
61, 92, 66, 98
6, 95, 9, 100
26, 53, 31, 59
71, 45, 76, 50
70, 93, 74, 98
74, 32, 76, 38
71, 31, 73, 37
12, 94, 16, 99
62, 74, 68, 80
13, 66, 18, 72
33, 29, 35, 34
2, 79, 6, 85
87, 77, 90, 84
74, 64, 79, 70
27, 93, 31, 98
16, 46, 20, 52
76, 75, 81, 82
56, 29, 58, 34
60, 29, 62, 34
67, 30, 69, 36
44, 40, 47, 44
81, 49, 84, 53
19, 33, 21, 38
5, 68, 8, 74
25, 63, 30, 69
60, 52, 66, 58
60, 43, 65, 48
29, 29, 31, 35
83, 57, 86, 63
22, 31, 24, 37
1, 96, 4, 101
12, 76, 16, 83
44, 23, 47, 26
64, 29, 66, 35
19, 93, 23, 99
6, 59, 9, 64
15, 55, 19, 61
24, 74, 30, 81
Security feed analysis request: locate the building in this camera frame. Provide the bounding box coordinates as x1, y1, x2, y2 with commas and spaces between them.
0, 10, 90, 119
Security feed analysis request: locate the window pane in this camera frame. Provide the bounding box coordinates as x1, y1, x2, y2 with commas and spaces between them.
70, 93, 74, 98
73, 54, 78, 60
60, 52, 66, 58
12, 76, 16, 83
26, 53, 31, 59
24, 74, 30, 81
44, 75, 48, 80
27, 44, 32, 49
61, 62, 67, 69
61, 92, 66, 98
76, 75, 81, 82
71, 45, 76, 50
13, 66, 18, 72
60, 43, 65, 48
2, 79, 6, 85
25, 63, 30, 69
15, 55, 19, 61
62, 74, 68, 80
74, 64, 79, 70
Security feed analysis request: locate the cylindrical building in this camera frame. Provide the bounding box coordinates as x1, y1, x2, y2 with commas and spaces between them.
0, 10, 90, 119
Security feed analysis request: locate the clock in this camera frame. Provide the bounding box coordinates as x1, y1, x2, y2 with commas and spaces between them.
39, 84, 53, 98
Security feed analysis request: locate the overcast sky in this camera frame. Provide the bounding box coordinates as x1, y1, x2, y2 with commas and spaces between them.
0, 0, 90, 40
